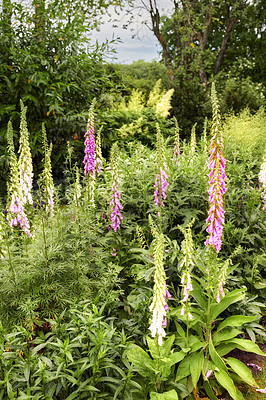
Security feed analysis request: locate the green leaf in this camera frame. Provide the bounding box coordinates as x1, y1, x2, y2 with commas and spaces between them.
210, 289, 245, 321
150, 389, 179, 400
226, 357, 258, 386
127, 345, 156, 378
174, 322, 185, 338
214, 369, 244, 400
209, 336, 227, 372
225, 339, 266, 356
190, 280, 207, 310
175, 353, 194, 382
189, 350, 204, 388
168, 351, 186, 366
212, 328, 242, 346
203, 381, 219, 400
147, 335, 175, 359
217, 315, 257, 332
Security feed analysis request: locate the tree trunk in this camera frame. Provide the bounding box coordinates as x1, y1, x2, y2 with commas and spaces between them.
198, 12, 213, 86
149, 0, 174, 82
33, 0, 46, 44
214, 17, 236, 75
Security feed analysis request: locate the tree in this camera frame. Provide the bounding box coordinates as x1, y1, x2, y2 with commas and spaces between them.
0, 0, 125, 194
132, 0, 252, 86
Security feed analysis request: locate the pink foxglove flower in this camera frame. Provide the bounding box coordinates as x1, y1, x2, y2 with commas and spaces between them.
258, 151, 266, 211
10, 193, 31, 237
205, 370, 212, 379
109, 143, 123, 232
7, 121, 31, 237
205, 83, 227, 252
83, 100, 96, 177
154, 168, 168, 207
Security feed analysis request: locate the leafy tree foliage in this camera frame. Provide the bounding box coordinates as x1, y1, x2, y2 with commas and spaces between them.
0, 0, 124, 188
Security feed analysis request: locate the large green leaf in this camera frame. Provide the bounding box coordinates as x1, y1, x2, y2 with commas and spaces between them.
210, 289, 245, 321
127, 345, 156, 378
190, 280, 207, 310
150, 389, 179, 400
214, 369, 244, 400
175, 353, 194, 382
167, 350, 185, 365
212, 328, 242, 346
226, 357, 258, 386
216, 315, 257, 332
225, 339, 266, 356
189, 350, 204, 388
209, 336, 227, 372
203, 381, 219, 400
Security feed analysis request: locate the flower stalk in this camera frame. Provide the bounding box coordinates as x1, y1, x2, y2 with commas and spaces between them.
83, 99, 96, 206
109, 143, 123, 232
18, 100, 33, 206
205, 83, 227, 253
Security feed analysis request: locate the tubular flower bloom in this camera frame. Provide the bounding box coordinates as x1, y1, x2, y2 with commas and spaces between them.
10, 193, 31, 237
7, 121, 31, 237
110, 143, 123, 232
258, 151, 266, 211
148, 224, 170, 346
83, 99, 96, 177
18, 101, 33, 205
173, 117, 181, 164
154, 124, 168, 208
73, 166, 82, 206
154, 168, 168, 207
205, 83, 227, 252
41, 125, 55, 217
179, 220, 195, 318
190, 123, 197, 153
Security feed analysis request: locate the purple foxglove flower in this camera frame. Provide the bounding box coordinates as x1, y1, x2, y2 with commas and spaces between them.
154, 168, 168, 208
109, 144, 123, 232
205, 86, 227, 252
258, 152, 266, 211
83, 101, 96, 177
10, 194, 31, 238
83, 126, 96, 176
205, 370, 212, 379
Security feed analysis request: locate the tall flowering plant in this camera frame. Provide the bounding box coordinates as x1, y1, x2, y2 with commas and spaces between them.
154, 124, 168, 209
109, 143, 123, 232
148, 216, 171, 346
190, 123, 197, 154
95, 126, 103, 176
205, 83, 227, 253
178, 221, 195, 320
6, 121, 31, 237
258, 150, 266, 211
40, 124, 55, 217
173, 117, 181, 164
83, 99, 96, 206
18, 100, 33, 206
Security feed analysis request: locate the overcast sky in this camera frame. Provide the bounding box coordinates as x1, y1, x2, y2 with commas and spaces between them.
91, 0, 174, 64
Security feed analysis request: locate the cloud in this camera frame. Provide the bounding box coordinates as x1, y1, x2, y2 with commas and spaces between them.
92, 0, 173, 64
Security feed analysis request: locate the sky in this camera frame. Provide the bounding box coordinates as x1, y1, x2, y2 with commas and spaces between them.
91, 0, 174, 64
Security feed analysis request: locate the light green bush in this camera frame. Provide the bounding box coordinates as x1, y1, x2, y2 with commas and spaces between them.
222, 107, 266, 158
